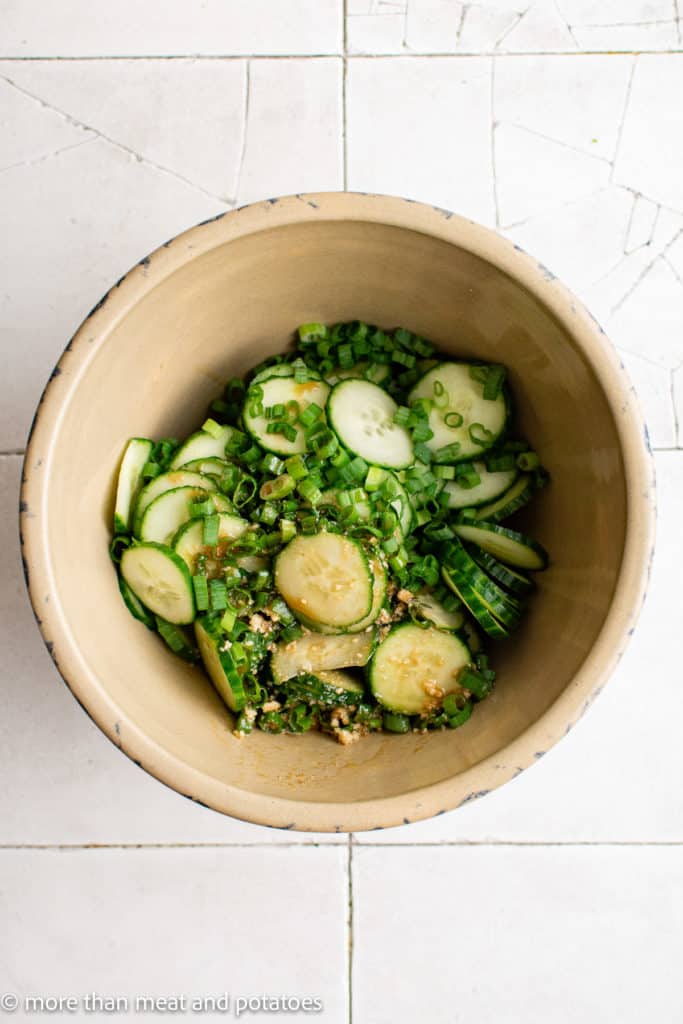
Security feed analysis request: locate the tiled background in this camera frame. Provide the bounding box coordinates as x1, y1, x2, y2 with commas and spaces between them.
2, 2, 682, 1021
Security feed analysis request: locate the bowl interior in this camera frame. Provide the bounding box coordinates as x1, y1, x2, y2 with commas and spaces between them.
31, 213, 628, 823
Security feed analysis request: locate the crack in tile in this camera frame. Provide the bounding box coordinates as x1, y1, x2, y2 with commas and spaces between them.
553, 0, 581, 48
0, 136, 96, 175
670, 368, 681, 447
0, 72, 234, 206
494, 8, 528, 49
610, 54, 637, 179
501, 119, 612, 165
455, 3, 470, 48
610, 228, 683, 319
501, 186, 608, 232
233, 60, 251, 203
675, 0, 682, 45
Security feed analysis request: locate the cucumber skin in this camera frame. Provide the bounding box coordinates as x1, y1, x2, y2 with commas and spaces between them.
474, 472, 536, 523
114, 437, 154, 535
195, 616, 247, 712
118, 574, 155, 630
468, 547, 535, 596
442, 567, 510, 639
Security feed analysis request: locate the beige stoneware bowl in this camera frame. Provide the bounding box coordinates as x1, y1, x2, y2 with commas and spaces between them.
21, 193, 655, 832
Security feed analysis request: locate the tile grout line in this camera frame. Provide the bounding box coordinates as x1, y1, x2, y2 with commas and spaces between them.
347, 833, 354, 1024
0, 49, 682, 61
342, 0, 348, 191
5, 840, 683, 850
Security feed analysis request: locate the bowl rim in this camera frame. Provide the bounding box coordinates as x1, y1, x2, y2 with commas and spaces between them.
20, 191, 656, 833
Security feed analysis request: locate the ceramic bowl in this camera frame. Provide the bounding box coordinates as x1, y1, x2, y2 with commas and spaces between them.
20, 193, 655, 832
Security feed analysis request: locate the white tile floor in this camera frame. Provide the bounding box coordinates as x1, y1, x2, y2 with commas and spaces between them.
1, 2, 682, 1021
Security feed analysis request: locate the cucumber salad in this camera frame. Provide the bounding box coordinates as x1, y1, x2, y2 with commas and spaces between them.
110, 321, 549, 745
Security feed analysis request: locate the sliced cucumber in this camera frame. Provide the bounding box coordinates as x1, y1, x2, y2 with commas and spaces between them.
454, 522, 548, 570
178, 457, 231, 478
114, 438, 153, 533
474, 472, 535, 522
120, 542, 195, 624
444, 538, 524, 629
326, 362, 391, 387
327, 380, 413, 469
442, 567, 509, 639
444, 460, 518, 510
172, 513, 249, 569
468, 547, 535, 596
370, 623, 471, 716
118, 573, 155, 629
243, 377, 330, 456
283, 670, 366, 707
301, 557, 388, 635
274, 533, 373, 629
409, 362, 509, 462
271, 630, 376, 683
410, 591, 465, 631
133, 470, 218, 535
169, 425, 234, 469
195, 616, 246, 712
139, 486, 214, 545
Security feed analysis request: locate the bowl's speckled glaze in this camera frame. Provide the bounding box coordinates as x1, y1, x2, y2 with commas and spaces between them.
20, 193, 655, 832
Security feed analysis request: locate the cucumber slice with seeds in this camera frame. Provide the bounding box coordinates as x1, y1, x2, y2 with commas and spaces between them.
271, 630, 376, 683
121, 543, 195, 624
327, 379, 414, 469
444, 460, 518, 510
474, 472, 535, 522
172, 513, 249, 570
134, 470, 218, 535
275, 533, 373, 629
454, 522, 548, 570
114, 438, 153, 533
409, 362, 509, 462
195, 616, 246, 711
370, 623, 471, 716
243, 377, 330, 456
300, 557, 387, 635
169, 425, 234, 469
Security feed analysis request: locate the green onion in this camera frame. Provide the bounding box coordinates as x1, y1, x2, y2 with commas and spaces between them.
284, 454, 308, 480
209, 579, 228, 611
469, 423, 495, 447
338, 343, 354, 369
292, 359, 310, 383
459, 668, 492, 700
434, 442, 461, 462
260, 473, 296, 501
448, 701, 473, 728
433, 464, 455, 480
347, 456, 369, 482
517, 451, 540, 471
444, 411, 464, 428
483, 364, 506, 400
392, 349, 416, 368
201, 418, 224, 439
258, 503, 278, 526
241, 444, 262, 465
233, 475, 257, 507
485, 452, 516, 472
235, 710, 253, 735
221, 606, 237, 632
364, 465, 386, 492
389, 547, 409, 574
285, 400, 300, 422
298, 323, 328, 344
411, 421, 434, 443
202, 514, 219, 546
280, 624, 304, 644
155, 617, 191, 654
260, 452, 285, 476
393, 406, 411, 427
414, 442, 433, 465
189, 496, 214, 517
192, 575, 209, 611
310, 430, 338, 459
454, 469, 481, 489
298, 403, 323, 428
279, 519, 297, 543
298, 478, 323, 506
469, 365, 489, 385
381, 536, 399, 555
383, 711, 411, 734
